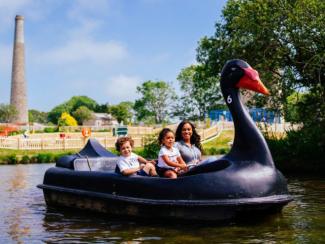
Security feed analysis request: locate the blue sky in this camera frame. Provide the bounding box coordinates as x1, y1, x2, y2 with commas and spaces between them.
0, 0, 227, 112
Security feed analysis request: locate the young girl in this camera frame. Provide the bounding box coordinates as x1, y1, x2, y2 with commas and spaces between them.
157, 128, 187, 178
115, 136, 157, 176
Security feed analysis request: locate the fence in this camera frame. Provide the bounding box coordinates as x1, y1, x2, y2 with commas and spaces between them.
0, 123, 221, 150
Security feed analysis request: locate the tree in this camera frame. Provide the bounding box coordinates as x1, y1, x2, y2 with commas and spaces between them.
134, 80, 177, 124
108, 101, 134, 124
48, 96, 98, 124
72, 106, 93, 125
28, 109, 48, 124
0, 104, 18, 123
58, 112, 78, 126
176, 65, 223, 120
194, 0, 324, 167
196, 0, 324, 118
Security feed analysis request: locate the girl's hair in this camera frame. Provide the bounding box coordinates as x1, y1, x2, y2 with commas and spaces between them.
158, 128, 174, 145
115, 136, 134, 151
175, 120, 203, 152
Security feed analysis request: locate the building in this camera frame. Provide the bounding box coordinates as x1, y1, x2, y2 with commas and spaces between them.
83, 113, 118, 127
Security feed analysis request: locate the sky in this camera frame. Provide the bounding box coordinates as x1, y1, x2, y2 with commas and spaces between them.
0, 0, 227, 112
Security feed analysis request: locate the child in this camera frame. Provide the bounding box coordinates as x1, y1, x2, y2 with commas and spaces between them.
115, 136, 157, 177
157, 128, 187, 178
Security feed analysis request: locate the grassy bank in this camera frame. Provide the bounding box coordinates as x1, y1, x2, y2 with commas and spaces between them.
0, 149, 78, 165
202, 130, 234, 155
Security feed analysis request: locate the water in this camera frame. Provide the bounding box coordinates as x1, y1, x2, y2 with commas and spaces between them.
0, 164, 324, 243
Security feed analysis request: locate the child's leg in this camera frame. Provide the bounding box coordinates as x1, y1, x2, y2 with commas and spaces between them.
143, 163, 158, 176
164, 170, 177, 178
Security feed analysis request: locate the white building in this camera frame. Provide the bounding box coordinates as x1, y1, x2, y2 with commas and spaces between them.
83, 113, 118, 126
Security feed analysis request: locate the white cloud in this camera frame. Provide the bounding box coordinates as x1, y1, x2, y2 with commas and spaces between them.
105, 74, 142, 103
68, 0, 113, 20
33, 38, 128, 66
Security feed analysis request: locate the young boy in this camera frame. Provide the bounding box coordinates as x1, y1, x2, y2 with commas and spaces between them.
115, 136, 157, 176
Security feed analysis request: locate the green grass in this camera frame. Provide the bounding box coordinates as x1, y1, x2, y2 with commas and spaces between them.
202, 130, 234, 155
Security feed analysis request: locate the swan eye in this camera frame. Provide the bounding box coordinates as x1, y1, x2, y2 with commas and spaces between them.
231, 67, 237, 71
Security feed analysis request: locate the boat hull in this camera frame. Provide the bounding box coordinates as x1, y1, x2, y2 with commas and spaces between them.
38, 183, 291, 221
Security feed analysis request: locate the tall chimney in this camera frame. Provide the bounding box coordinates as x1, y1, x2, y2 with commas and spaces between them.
10, 15, 28, 124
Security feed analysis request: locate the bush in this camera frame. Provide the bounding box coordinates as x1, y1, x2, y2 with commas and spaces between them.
265, 124, 325, 173
44, 127, 58, 133
6, 155, 18, 164
140, 134, 160, 159
36, 153, 56, 163
20, 155, 30, 164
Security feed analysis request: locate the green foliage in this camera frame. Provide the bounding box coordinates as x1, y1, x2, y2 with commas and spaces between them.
72, 106, 93, 125
108, 101, 134, 124
266, 124, 325, 173
0, 104, 18, 123
20, 155, 30, 164
139, 134, 160, 159
176, 65, 223, 120
196, 0, 324, 113
48, 96, 98, 124
203, 147, 229, 156
58, 112, 78, 126
43, 127, 59, 133
0, 151, 75, 165
134, 80, 177, 124
29, 109, 48, 124
6, 155, 18, 165
191, 0, 324, 170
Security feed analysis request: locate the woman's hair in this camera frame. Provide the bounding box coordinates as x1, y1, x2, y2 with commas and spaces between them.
158, 128, 174, 145
175, 120, 203, 152
115, 136, 134, 151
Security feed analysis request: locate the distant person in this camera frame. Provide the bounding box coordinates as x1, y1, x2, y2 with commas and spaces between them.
157, 128, 187, 178
23, 130, 29, 138
115, 136, 157, 176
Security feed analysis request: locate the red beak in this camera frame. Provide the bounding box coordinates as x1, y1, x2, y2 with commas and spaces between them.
236, 67, 270, 95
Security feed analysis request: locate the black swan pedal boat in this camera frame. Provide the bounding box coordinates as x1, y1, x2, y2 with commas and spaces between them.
38, 60, 292, 221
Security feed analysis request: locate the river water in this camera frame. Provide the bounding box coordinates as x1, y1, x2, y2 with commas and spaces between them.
0, 164, 324, 243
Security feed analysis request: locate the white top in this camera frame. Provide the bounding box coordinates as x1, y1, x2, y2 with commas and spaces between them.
157, 146, 181, 169
117, 152, 140, 173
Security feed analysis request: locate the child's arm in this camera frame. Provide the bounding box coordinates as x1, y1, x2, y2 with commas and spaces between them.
138, 156, 156, 165
161, 155, 182, 168
177, 156, 187, 169
121, 164, 144, 176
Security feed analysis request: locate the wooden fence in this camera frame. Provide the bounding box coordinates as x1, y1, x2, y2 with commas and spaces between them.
0, 123, 221, 150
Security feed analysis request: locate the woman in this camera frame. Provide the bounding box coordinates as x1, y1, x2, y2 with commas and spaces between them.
175, 120, 203, 167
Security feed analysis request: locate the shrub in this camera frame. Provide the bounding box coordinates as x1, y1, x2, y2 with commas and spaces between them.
140, 134, 160, 159
6, 155, 18, 164
20, 155, 30, 164
44, 127, 58, 133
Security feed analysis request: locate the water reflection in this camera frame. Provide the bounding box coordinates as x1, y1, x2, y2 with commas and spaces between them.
0, 164, 324, 243
4, 165, 31, 243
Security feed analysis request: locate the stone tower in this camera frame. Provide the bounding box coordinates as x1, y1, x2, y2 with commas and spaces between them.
10, 15, 28, 124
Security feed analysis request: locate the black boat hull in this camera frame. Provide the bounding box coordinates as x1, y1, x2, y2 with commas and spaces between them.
39, 183, 291, 221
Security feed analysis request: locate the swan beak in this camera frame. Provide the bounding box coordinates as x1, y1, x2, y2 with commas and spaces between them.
237, 67, 270, 95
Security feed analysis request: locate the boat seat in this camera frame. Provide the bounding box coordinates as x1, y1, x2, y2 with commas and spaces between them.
73, 157, 118, 172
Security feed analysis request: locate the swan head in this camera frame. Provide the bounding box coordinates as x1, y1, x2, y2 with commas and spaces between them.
221, 59, 270, 95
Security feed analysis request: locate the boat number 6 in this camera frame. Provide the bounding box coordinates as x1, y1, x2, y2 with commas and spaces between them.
227, 95, 232, 104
